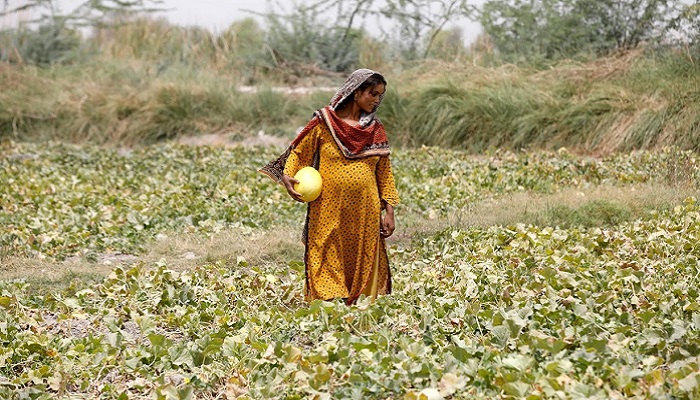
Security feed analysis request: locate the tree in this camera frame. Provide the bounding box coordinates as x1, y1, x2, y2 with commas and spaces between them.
667, 2, 700, 48
263, 4, 366, 74
1, 0, 163, 64
1, 0, 164, 28
285, 0, 476, 60
573, 0, 681, 50
480, 0, 686, 62
426, 26, 469, 60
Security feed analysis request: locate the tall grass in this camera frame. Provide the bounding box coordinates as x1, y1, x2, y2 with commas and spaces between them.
2, 33, 699, 152
387, 50, 700, 153
0, 59, 325, 145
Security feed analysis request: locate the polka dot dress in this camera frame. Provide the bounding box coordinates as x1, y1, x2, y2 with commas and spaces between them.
284, 123, 400, 303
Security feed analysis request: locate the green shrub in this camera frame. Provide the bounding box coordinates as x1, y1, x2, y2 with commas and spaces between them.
0, 22, 83, 65
547, 200, 632, 228
264, 7, 364, 73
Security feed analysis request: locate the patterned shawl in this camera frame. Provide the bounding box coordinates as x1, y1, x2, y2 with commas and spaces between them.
259, 69, 390, 183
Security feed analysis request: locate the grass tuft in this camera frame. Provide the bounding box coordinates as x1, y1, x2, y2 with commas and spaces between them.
546, 199, 632, 228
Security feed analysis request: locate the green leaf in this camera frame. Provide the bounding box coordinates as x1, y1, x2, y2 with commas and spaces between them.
491, 325, 510, 346
148, 333, 167, 347
502, 355, 533, 372
63, 297, 81, 309
0, 297, 12, 309
545, 359, 573, 374
503, 381, 530, 397
168, 346, 194, 368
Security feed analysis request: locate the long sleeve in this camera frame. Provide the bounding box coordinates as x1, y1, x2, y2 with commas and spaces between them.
284, 125, 320, 178
376, 155, 400, 207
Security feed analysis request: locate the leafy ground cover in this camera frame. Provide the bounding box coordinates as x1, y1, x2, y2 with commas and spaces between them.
1, 142, 699, 399
2, 141, 697, 261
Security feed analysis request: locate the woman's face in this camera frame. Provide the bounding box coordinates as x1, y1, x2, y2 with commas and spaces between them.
355, 83, 386, 114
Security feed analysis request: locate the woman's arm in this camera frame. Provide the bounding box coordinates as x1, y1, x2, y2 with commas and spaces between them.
376, 156, 400, 207
377, 156, 399, 238
381, 203, 395, 238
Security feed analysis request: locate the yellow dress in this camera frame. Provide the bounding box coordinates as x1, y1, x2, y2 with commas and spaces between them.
284, 122, 400, 303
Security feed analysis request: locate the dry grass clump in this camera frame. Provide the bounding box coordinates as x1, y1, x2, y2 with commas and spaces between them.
385, 49, 700, 154
530, 48, 647, 83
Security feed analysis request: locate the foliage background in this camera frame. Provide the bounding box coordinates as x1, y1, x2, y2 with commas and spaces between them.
1, 1, 700, 398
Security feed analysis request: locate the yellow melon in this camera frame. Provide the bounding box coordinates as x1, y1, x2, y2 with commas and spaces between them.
293, 166, 322, 202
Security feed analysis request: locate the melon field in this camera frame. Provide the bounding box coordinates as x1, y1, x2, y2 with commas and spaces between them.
1, 141, 700, 399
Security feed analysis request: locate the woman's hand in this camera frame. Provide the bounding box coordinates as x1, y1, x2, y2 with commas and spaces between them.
381, 204, 395, 238
282, 174, 304, 202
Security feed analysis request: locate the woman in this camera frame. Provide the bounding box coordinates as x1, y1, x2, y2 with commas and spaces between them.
260, 69, 400, 305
